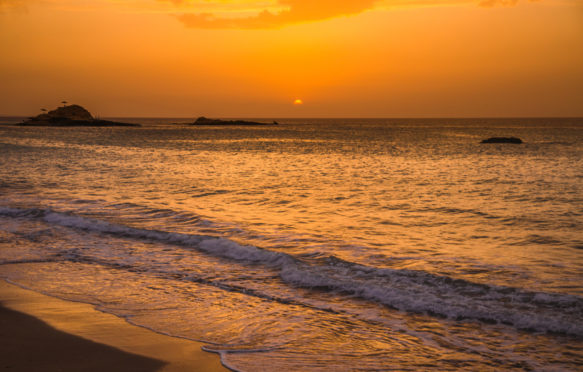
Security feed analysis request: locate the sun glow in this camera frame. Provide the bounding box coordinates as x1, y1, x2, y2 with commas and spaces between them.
0, 0, 582, 117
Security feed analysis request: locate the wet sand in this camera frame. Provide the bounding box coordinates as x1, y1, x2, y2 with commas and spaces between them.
0, 280, 228, 372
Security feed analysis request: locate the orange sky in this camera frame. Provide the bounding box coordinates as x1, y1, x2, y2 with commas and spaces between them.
1, 0, 582, 117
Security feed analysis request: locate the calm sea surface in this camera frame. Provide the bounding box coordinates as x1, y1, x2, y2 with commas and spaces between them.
1, 118, 582, 370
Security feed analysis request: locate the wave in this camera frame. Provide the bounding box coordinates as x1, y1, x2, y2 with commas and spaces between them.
2, 206, 582, 337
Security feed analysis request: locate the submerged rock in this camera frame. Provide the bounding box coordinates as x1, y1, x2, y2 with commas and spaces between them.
19, 104, 139, 127
192, 116, 278, 126
481, 137, 523, 144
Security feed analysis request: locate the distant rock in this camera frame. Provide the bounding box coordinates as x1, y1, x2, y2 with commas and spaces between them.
192, 117, 278, 126
19, 104, 139, 127
481, 137, 523, 144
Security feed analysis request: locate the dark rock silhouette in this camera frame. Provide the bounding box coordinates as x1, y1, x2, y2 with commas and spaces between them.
481, 137, 523, 144
192, 116, 278, 126
19, 104, 139, 127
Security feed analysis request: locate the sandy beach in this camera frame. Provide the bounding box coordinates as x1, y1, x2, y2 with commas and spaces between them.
0, 280, 228, 372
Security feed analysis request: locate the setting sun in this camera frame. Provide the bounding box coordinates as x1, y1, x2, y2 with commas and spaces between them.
294, 99, 304, 105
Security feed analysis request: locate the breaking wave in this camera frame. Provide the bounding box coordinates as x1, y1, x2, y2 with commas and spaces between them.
2, 206, 582, 337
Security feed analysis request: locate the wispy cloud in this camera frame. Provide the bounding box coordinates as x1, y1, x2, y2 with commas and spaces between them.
171, 0, 539, 29
0, 0, 27, 12
0, 0, 541, 24
176, 0, 379, 29
479, 0, 521, 7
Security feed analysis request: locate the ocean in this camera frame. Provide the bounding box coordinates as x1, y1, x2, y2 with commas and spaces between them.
1, 118, 582, 370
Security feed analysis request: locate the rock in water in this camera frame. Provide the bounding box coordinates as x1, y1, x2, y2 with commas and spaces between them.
19, 105, 139, 127
47, 105, 93, 121
481, 137, 523, 144
192, 116, 277, 126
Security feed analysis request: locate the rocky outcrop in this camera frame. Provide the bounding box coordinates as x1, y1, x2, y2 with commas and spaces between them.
481, 137, 523, 144
192, 117, 278, 126
19, 105, 139, 127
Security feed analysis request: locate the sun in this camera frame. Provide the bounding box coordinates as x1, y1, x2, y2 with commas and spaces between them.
293, 99, 303, 105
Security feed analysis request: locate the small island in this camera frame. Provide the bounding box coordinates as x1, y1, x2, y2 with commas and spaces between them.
19, 104, 139, 127
192, 117, 278, 126
480, 137, 523, 144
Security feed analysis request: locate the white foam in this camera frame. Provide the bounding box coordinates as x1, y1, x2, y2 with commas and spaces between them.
280, 263, 583, 336
2, 206, 582, 337
1, 206, 294, 268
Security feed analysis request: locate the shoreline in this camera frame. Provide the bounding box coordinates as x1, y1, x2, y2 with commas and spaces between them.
0, 280, 229, 372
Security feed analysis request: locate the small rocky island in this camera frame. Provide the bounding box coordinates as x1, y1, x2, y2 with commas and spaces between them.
192, 117, 278, 126
19, 104, 139, 127
481, 137, 523, 144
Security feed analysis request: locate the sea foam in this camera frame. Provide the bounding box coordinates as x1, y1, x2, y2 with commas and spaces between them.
2, 206, 582, 337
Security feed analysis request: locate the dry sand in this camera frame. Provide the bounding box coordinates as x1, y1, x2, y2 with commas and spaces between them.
0, 280, 229, 372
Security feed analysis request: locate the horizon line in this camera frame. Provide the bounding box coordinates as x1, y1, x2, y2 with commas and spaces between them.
1, 115, 582, 120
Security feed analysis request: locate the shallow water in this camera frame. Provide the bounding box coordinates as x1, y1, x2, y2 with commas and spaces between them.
1, 118, 582, 370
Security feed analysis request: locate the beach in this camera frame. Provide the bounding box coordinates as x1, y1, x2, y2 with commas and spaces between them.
0, 280, 227, 372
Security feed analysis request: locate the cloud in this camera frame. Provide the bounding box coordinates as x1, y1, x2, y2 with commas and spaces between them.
171, 0, 540, 29
175, 0, 380, 29
0, 0, 27, 12
0, 0, 540, 24
478, 0, 539, 7
478, 0, 518, 6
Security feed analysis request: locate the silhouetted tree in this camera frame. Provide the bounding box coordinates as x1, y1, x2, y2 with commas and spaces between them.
61, 101, 68, 107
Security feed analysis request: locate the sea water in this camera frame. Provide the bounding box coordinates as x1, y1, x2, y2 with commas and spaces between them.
0, 118, 582, 370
